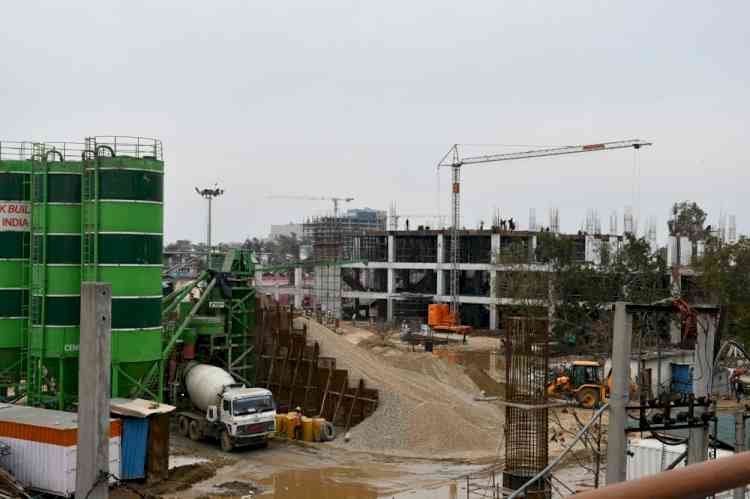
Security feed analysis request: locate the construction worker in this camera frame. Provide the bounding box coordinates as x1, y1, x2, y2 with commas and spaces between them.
293, 406, 303, 439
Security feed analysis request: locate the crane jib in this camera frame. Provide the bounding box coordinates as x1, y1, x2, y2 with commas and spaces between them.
583, 143, 606, 151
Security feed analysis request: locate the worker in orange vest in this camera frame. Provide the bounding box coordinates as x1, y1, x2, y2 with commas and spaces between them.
293, 406, 303, 439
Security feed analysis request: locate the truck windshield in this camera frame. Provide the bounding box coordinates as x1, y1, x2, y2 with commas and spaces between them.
233, 396, 274, 416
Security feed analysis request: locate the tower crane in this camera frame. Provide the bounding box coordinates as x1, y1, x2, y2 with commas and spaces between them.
266, 195, 354, 217
437, 139, 653, 322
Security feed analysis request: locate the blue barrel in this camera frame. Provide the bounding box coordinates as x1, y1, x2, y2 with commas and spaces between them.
671, 363, 693, 394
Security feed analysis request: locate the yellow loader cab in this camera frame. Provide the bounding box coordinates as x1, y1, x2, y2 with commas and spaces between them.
547, 360, 607, 408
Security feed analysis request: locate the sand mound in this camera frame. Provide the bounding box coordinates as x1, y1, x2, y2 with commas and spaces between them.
297, 318, 504, 460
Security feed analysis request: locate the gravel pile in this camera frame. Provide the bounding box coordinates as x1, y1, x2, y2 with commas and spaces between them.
297, 318, 504, 460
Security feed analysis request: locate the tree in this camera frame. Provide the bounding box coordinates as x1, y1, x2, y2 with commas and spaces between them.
668, 201, 708, 239
696, 237, 750, 345
531, 232, 670, 353
164, 239, 194, 252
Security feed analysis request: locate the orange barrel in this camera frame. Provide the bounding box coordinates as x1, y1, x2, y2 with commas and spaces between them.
302, 417, 314, 442
312, 418, 325, 441
286, 413, 298, 439
427, 304, 441, 327
275, 414, 286, 434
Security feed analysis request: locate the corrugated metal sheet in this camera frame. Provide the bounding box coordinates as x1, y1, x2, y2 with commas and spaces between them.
0, 405, 122, 496
0, 404, 121, 445
0, 436, 121, 497
121, 418, 149, 480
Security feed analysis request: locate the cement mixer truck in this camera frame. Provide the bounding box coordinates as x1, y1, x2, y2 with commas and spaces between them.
175, 363, 276, 452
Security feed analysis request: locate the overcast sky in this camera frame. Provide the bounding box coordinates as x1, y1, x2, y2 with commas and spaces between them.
2, 1, 748, 245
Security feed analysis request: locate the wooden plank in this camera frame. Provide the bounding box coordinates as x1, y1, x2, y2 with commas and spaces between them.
288, 338, 304, 409
331, 376, 349, 425
279, 341, 292, 404
345, 379, 364, 432
302, 343, 319, 413
265, 335, 277, 389
146, 413, 170, 482
319, 366, 334, 418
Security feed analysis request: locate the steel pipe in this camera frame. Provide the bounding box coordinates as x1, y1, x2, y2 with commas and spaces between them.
575, 450, 750, 499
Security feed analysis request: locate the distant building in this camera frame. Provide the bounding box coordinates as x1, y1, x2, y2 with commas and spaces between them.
269, 223, 303, 240
345, 208, 387, 230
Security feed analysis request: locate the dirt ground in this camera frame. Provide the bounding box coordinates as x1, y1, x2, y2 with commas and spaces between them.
123, 320, 601, 498
155, 435, 487, 499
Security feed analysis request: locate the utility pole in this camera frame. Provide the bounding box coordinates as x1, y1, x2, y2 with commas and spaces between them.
196, 185, 224, 268
75, 283, 112, 499
607, 301, 633, 485
688, 313, 717, 465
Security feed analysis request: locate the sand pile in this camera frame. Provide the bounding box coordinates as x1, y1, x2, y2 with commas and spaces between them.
296, 318, 504, 460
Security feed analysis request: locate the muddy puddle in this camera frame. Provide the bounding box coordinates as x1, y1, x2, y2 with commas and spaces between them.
255, 467, 464, 498
169, 437, 485, 499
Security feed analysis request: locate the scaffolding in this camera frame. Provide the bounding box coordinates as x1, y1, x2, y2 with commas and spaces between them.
303, 210, 387, 320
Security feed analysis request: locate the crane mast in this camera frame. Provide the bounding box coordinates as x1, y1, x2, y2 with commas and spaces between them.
438, 139, 652, 322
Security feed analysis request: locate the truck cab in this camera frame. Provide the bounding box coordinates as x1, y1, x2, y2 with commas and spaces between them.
178, 379, 277, 452
210, 387, 276, 451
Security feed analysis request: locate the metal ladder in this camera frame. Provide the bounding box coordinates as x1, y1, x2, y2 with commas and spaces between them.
81, 138, 99, 282
28, 144, 47, 404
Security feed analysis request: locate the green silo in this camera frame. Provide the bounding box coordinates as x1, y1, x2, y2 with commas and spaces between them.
0, 142, 33, 398
82, 137, 163, 399
28, 144, 84, 408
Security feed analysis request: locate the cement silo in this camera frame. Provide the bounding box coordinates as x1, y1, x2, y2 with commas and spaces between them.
0, 142, 34, 398
82, 137, 164, 399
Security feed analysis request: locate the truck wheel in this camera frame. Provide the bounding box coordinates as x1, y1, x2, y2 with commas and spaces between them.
220, 431, 234, 452
322, 422, 336, 441
188, 420, 203, 441
178, 416, 190, 437
576, 387, 600, 409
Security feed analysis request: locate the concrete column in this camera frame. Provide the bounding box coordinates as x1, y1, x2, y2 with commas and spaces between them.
436, 234, 444, 301
490, 233, 500, 264
489, 234, 500, 330
388, 235, 395, 263
688, 313, 718, 465
437, 234, 444, 264
607, 302, 632, 486
294, 267, 303, 308
547, 274, 557, 335
670, 317, 682, 345
76, 283, 112, 499
489, 305, 498, 330
386, 267, 395, 322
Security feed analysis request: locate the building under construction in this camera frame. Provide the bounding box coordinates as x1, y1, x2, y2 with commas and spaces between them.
336, 227, 625, 328
302, 208, 386, 317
